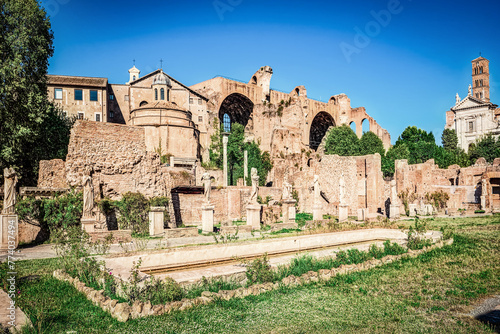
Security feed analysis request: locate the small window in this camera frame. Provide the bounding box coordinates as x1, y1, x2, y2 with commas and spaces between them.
110, 111, 114, 118
95, 113, 101, 122
480, 92, 483, 99
75, 89, 83, 101
54, 88, 63, 100
189, 97, 193, 104
223, 113, 231, 132
468, 121, 474, 133
124, 95, 129, 101
198, 98, 202, 105
90, 90, 98, 101
133, 75, 136, 81
480, 67, 483, 74
161, 88, 165, 100
109, 94, 115, 100
155, 89, 158, 101
198, 116, 203, 122
77, 112, 84, 120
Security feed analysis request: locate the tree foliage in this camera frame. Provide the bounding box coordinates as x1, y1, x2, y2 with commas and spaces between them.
0, 0, 72, 185
468, 133, 500, 163
324, 125, 360, 156
441, 128, 458, 151
381, 144, 409, 177
359, 131, 385, 156
206, 121, 273, 186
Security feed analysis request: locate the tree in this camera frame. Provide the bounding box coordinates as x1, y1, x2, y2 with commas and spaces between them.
359, 131, 385, 156
324, 125, 360, 156
207, 118, 223, 169
227, 123, 245, 185
441, 128, 458, 151
381, 144, 409, 178
468, 133, 500, 163
0, 0, 65, 185
394, 126, 437, 165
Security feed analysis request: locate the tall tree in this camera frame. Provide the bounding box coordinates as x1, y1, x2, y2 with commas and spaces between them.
324, 125, 360, 156
381, 143, 410, 178
468, 133, 500, 163
0, 0, 59, 184
359, 131, 385, 156
441, 128, 458, 151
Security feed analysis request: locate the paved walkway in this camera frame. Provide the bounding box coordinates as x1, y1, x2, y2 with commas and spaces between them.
0, 232, 264, 263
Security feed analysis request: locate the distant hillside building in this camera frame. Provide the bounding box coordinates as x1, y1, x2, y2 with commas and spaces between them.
446, 56, 500, 152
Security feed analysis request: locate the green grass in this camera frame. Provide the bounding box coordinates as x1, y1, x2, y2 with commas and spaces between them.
6, 216, 500, 333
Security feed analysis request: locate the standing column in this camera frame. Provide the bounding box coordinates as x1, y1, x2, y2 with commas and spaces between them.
222, 132, 229, 187
244, 150, 248, 185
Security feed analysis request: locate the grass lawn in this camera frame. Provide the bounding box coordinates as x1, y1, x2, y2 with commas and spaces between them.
4, 216, 500, 333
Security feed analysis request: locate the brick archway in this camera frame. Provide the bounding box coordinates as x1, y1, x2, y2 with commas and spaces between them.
218, 93, 255, 131
309, 111, 335, 150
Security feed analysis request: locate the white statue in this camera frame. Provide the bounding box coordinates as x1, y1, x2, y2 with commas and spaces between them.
82, 168, 94, 218
249, 168, 259, 204
455, 93, 460, 105
313, 175, 321, 205
201, 172, 212, 204
468, 84, 472, 96
282, 174, 292, 200
3, 168, 18, 214
339, 172, 346, 205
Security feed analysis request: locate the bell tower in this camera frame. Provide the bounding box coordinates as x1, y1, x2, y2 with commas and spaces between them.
472, 56, 490, 102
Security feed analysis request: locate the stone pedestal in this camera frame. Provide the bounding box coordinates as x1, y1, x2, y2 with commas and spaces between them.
0, 215, 18, 251
81, 217, 96, 233
282, 199, 297, 223
313, 205, 322, 221
481, 195, 486, 210
202, 205, 215, 233
149, 207, 166, 237
339, 204, 349, 222
389, 205, 400, 219
408, 204, 417, 217
246, 204, 262, 230
357, 208, 366, 222
424, 204, 433, 216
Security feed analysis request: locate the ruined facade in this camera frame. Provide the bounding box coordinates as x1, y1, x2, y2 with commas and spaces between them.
445, 57, 500, 152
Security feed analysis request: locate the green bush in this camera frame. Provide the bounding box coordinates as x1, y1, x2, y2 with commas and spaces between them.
42, 189, 83, 233
114, 192, 149, 235
245, 253, 274, 285
149, 196, 169, 207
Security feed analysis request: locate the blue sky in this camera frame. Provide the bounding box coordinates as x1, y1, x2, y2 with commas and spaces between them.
41, 0, 500, 144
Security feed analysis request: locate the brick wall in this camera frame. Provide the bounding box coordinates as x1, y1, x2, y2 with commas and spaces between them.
38, 159, 67, 188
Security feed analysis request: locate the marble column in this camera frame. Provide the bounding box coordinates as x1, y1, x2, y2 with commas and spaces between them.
244, 150, 248, 185
222, 133, 229, 187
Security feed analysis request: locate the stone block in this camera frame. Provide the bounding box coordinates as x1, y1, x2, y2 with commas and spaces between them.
246, 204, 261, 230
339, 205, 348, 222
357, 208, 366, 221
201, 205, 215, 233
389, 205, 400, 219
282, 199, 296, 223
0, 214, 18, 251
81, 217, 96, 233
408, 204, 417, 217
313, 205, 322, 221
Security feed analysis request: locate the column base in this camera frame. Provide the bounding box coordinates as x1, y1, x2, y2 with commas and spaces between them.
81, 218, 96, 233
246, 204, 262, 230
1, 214, 18, 251
313, 205, 322, 221
389, 205, 400, 219
339, 204, 349, 222
202, 205, 215, 233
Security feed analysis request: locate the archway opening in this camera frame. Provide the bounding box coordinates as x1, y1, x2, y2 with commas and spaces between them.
350, 121, 356, 133
218, 93, 254, 132
139, 101, 148, 107
362, 118, 369, 134
309, 111, 335, 150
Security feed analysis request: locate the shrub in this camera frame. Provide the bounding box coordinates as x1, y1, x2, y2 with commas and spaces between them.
425, 190, 450, 210
407, 219, 432, 250
475, 209, 485, 214
245, 253, 274, 285
42, 190, 83, 238
114, 192, 149, 235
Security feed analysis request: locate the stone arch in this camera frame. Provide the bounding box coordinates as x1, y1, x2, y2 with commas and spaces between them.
295, 88, 300, 96
250, 76, 257, 85
139, 100, 148, 107
350, 121, 356, 133
218, 93, 255, 131
362, 118, 369, 134
309, 111, 335, 150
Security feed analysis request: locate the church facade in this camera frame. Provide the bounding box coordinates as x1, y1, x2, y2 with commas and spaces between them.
445, 57, 500, 152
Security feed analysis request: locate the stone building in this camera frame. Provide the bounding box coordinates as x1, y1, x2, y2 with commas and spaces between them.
445, 56, 500, 152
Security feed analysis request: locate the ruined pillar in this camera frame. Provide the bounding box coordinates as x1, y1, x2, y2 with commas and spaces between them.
282, 199, 297, 223
244, 150, 248, 185
222, 133, 229, 187
202, 205, 215, 233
